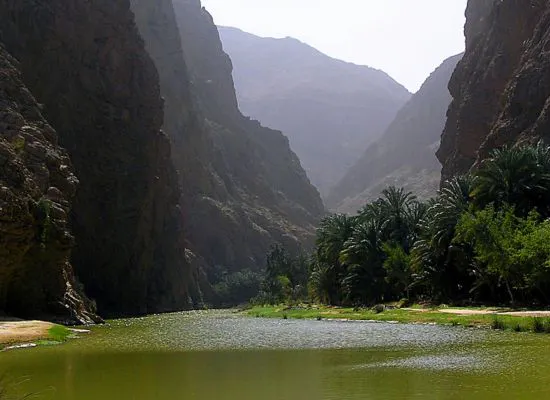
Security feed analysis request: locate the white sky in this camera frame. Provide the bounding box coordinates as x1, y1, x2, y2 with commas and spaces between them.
201, 0, 467, 93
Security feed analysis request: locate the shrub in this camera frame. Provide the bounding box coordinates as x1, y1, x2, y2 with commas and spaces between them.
213, 269, 262, 306
372, 304, 385, 314
532, 317, 545, 333
491, 317, 505, 330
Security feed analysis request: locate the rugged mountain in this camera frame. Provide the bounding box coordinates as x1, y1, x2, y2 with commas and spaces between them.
327, 54, 462, 213
0, 0, 326, 320
0, 46, 98, 324
0, 0, 195, 317
438, 0, 550, 181
131, 0, 325, 276
218, 26, 411, 196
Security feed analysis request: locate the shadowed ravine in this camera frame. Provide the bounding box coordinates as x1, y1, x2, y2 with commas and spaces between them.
2, 311, 550, 399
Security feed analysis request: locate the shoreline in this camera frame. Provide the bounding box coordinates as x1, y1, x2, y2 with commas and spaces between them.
0, 321, 78, 351
245, 305, 550, 333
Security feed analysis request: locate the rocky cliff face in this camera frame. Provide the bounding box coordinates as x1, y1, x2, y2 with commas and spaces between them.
327, 54, 462, 213
0, 0, 327, 318
438, 0, 550, 181
0, 0, 195, 317
218, 26, 411, 196
0, 46, 97, 324
133, 0, 325, 274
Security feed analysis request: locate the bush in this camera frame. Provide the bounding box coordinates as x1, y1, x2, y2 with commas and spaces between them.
372, 304, 385, 314
533, 317, 545, 333
491, 317, 505, 330
212, 269, 262, 306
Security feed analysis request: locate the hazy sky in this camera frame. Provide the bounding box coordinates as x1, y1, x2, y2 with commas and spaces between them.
201, 0, 467, 93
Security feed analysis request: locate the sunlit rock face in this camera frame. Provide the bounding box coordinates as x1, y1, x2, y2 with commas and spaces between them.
438, 0, 550, 181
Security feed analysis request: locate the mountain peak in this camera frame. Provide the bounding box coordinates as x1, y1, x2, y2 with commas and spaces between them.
218, 25, 411, 196
326, 53, 462, 213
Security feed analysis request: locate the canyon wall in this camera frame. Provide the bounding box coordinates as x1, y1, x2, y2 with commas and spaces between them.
0, 45, 97, 323
0, 0, 195, 317
438, 0, 550, 181
132, 0, 325, 276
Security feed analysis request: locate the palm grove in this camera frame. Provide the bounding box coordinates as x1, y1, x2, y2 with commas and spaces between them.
251, 143, 550, 307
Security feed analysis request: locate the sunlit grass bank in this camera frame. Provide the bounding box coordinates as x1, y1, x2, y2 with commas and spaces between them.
246, 305, 550, 333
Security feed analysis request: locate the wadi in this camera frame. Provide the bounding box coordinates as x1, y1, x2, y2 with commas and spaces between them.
1, 1, 550, 399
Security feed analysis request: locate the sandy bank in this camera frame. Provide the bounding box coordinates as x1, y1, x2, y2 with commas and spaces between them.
0, 320, 54, 345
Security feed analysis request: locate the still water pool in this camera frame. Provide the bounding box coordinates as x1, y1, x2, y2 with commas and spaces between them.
2, 310, 550, 399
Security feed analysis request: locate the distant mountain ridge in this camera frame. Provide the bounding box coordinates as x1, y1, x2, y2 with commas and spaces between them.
326, 54, 463, 213
218, 26, 411, 196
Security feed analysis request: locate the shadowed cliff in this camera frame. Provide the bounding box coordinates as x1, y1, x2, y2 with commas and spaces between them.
0, 45, 98, 324
0, 0, 195, 317
131, 0, 325, 284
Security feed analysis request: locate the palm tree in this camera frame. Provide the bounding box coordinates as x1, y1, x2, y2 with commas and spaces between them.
316, 214, 357, 267
472, 142, 550, 216
314, 214, 357, 303
339, 218, 387, 304
411, 175, 474, 300
379, 187, 417, 247
309, 262, 333, 304
404, 200, 429, 249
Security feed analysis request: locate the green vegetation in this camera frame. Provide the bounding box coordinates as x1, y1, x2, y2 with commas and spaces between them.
0, 324, 72, 351
247, 305, 550, 333
211, 268, 262, 306
10, 135, 25, 154
36, 198, 53, 246
253, 245, 309, 305
46, 325, 71, 343
252, 143, 550, 315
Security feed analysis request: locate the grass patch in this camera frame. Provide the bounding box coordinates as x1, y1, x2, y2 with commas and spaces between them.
47, 325, 71, 342
533, 317, 550, 333
246, 305, 550, 334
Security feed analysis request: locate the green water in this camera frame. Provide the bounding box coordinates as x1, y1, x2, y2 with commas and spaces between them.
2, 311, 550, 399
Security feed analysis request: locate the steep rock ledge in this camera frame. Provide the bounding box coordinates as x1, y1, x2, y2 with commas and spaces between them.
176, 0, 325, 269
0, 0, 196, 316
0, 46, 97, 324
131, 0, 325, 275
438, 0, 550, 180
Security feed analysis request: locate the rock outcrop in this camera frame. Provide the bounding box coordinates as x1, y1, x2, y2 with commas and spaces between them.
0, 46, 97, 324
327, 54, 462, 213
0, 0, 195, 317
218, 26, 411, 196
438, 0, 550, 181
133, 0, 325, 274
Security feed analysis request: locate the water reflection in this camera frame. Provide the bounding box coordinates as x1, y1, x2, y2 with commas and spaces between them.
1, 311, 550, 400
